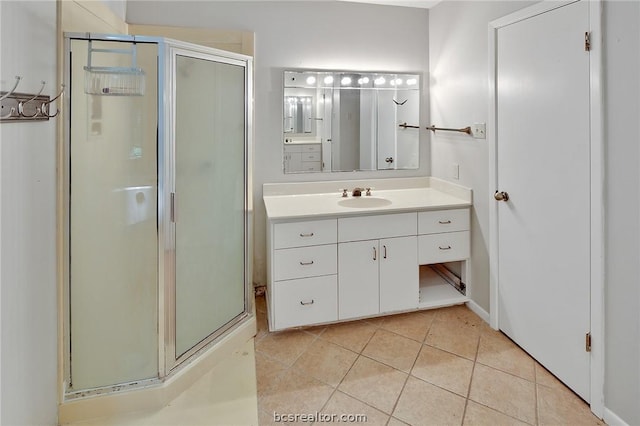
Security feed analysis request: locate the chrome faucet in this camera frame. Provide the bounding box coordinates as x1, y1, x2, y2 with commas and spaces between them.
352, 187, 364, 197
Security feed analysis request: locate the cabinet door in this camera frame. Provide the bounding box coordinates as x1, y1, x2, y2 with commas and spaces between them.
338, 240, 379, 320
379, 236, 418, 313
284, 152, 302, 173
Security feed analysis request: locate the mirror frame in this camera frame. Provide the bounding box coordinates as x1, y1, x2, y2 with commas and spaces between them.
283, 69, 421, 174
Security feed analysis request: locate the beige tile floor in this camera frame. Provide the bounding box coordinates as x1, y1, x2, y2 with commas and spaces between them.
255, 295, 604, 426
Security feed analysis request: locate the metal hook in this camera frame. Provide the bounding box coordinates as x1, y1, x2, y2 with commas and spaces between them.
41, 84, 65, 118
18, 80, 46, 118
0, 76, 22, 102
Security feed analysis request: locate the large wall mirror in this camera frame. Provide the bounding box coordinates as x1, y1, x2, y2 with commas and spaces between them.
283, 69, 420, 173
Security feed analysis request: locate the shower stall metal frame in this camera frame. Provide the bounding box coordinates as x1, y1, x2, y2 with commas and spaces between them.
62, 33, 253, 399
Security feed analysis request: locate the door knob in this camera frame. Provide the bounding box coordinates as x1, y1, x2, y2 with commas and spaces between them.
494, 191, 509, 201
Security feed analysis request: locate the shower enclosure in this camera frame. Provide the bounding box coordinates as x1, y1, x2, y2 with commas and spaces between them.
63, 34, 252, 396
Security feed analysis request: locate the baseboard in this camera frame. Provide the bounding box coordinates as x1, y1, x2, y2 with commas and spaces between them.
466, 300, 491, 325
58, 316, 256, 424
603, 407, 631, 426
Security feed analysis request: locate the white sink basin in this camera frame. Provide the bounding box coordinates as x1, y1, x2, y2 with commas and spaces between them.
338, 197, 392, 208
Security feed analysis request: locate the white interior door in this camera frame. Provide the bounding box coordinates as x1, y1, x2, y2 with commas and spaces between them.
495, 1, 591, 401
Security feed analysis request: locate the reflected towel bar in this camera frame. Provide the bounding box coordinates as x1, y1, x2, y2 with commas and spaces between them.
398, 122, 472, 135
426, 125, 472, 135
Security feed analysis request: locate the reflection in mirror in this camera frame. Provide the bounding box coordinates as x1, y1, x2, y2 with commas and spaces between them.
283, 70, 420, 173
284, 96, 313, 134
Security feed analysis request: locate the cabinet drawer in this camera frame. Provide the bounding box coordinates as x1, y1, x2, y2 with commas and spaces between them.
302, 152, 321, 161
301, 144, 321, 153
274, 244, 337, 281
301, 161, 321, 172
283, 144, 321, 153
418, 231, 470, 264
274, 219, 337, 249
273, 275, 337, 330
418, 209, 470, 235
338, 212, 417, 242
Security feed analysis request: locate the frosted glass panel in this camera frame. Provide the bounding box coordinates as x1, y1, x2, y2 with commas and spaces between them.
69, 40, 158, 390
175, 55, 246, 357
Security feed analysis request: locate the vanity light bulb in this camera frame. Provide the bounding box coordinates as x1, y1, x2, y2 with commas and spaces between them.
390, 80, 396, 86
407, 78, 417, 86
323, 76, 334, 85
361, 77, 369, 84
374, 77, 385, 85
306, 76, 316, 85
395, 78, 403, 85
341, 77, 352, 85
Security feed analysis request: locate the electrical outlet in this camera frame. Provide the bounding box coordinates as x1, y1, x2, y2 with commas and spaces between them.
451, 163, 460, 180
471, 123, 486, 139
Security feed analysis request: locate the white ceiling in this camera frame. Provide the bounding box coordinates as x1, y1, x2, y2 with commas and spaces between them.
338, 0, 441, 8
184, 0, 442, 9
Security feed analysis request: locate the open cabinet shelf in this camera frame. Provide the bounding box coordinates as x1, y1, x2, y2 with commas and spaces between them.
418, 264, 468, 309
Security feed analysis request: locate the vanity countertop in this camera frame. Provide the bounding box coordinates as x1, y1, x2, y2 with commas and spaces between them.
263, 177, 472, 220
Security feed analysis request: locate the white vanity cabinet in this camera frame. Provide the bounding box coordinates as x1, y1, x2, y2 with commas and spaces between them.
263, 177, 473, 332
417, 208, 471, 308
338, 213, 418, 320
269, 219, 338, 330
283, 144, 322, 173
417, 209, 470, 264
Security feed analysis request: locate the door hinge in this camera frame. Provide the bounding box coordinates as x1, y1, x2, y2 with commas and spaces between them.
585, 32, 591, 51
585, 332, 591, 352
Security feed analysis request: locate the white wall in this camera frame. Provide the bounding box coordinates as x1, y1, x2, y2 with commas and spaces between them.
603, 1, 640, 424
428, 0, 535, 312
430, 1, 640, 424
0, 1, 58, 424
125, 0, 430, 286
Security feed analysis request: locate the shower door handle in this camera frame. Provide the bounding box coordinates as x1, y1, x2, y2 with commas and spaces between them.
170, 192, 176, 222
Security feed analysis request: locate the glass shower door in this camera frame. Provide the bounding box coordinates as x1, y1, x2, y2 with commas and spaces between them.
172, 51, 248, 361
68, 39, 159, 391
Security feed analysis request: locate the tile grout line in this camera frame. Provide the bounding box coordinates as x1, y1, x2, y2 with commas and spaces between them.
384, 317, 431, 424
313, 323, 381, 423
460, 332, 482, 425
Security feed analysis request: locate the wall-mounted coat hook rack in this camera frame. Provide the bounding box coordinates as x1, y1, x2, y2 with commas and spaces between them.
1, 78, 64, 123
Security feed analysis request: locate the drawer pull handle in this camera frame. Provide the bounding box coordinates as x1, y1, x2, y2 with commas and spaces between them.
373, 247, 377, 261
383, 245, 387, 259
299, 232, 314, 237
439, 220, 452, 224
300, 299, 315, 306
299, 260, 314, 266
439, 245, 452, 250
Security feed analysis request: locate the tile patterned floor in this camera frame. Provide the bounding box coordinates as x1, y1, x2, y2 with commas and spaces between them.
255, 295, 604, 426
